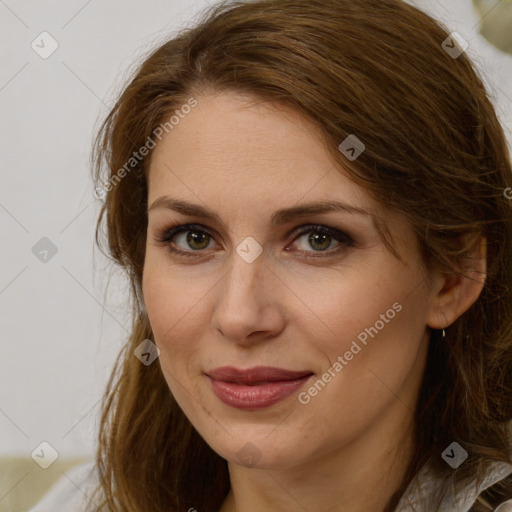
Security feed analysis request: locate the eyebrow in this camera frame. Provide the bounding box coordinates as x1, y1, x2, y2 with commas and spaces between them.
147, 196, 375, 225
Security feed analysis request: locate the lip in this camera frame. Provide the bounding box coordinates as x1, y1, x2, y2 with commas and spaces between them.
206, 366, 313, 410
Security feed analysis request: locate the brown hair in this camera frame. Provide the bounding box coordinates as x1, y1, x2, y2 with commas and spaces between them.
90, 0, 512, 510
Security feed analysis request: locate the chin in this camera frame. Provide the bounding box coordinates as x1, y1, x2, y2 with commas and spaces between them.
202, 427, 311, 470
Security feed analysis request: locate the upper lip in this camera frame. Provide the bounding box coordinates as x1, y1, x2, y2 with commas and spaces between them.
206, 366, 313, 384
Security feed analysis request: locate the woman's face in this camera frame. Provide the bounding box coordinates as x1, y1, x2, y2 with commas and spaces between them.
142, 91, 438, 469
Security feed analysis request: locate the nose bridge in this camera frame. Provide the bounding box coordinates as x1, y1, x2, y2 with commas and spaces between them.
222, 244, 265, 305
211, 241, 280, 341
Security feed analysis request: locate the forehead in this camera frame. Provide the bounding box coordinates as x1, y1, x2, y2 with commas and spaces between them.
147, 91, 373, 211
145, 92, 422, 263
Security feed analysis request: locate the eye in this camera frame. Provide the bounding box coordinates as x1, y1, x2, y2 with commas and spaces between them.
154, 223, 215, 258
153, 223, 354, 259
288, 224, 354, 258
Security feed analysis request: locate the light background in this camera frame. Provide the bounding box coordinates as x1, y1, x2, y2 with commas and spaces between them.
1, 0, 511, 461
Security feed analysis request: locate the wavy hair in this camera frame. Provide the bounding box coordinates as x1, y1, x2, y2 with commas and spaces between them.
90, 0, 512, 510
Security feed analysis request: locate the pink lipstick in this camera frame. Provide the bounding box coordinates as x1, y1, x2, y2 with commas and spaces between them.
206, 366, 313, 410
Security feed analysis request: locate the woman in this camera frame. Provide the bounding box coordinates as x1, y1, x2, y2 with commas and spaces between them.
30, 0, 512, 510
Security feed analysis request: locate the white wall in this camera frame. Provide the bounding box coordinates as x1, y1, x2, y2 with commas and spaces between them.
0, 0, 215, 460
410, 0, 512, 141
1, 0, 511, 462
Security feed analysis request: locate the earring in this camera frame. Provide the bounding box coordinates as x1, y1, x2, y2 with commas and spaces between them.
442, 329, 446, 338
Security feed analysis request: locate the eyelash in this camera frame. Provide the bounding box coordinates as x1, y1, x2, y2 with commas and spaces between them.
154, 223, 355, 260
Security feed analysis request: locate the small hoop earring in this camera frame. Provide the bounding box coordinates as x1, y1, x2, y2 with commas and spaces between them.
442, 329, 446, 338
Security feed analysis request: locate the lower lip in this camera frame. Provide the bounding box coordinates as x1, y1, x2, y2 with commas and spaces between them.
208, 375, 313, 410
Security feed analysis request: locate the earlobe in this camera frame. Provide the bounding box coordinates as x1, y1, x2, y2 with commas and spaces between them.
426, 236, 487, 330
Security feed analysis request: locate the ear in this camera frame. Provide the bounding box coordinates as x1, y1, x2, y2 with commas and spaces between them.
426, 235, 487, 330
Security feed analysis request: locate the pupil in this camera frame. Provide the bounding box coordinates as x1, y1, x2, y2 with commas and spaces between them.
183, 230, 332, 252
187, 231, 209, 250
309, 232, 330, 251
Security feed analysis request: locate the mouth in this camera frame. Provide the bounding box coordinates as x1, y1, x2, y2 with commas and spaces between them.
206, 366, 313, 384
205, 366, 314, 410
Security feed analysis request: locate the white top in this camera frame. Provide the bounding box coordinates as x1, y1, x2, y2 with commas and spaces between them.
28, 461, 99, 512
29, 455, 512, 512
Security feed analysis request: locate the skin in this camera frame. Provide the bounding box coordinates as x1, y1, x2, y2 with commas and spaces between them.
142, 90, 486, 512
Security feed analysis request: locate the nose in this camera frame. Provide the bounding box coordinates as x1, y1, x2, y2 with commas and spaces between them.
210, 247, 286, 346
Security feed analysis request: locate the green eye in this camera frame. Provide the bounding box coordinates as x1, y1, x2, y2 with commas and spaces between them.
155, 223, 354, 259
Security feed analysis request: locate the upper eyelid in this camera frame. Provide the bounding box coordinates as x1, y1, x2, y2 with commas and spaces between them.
160, 222, 347, 237
159, 222, 352, 248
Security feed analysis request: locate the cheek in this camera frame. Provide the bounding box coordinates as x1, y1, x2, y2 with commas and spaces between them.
142, 261, 219, 428
297, 271, 429, 426
290, 261, 414, 350
295, 260, 428, 377
142, 258, 207, 370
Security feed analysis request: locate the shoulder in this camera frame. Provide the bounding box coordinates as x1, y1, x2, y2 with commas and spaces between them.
396, 456, 512, 512
397, 460, 512, 512
396, 421, 512, 512
28, 462, 101, 512
472, 472, 512, 511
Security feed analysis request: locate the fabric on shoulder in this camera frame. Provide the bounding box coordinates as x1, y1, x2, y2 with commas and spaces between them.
395, 456, 512, 512
397, 421, 512, 511
28, 461, 100, 512
494, 499, 512, 511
